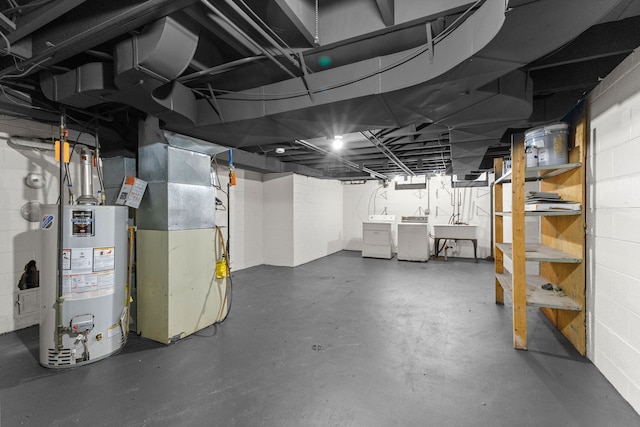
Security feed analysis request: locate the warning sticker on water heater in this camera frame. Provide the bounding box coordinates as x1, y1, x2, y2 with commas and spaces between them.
93, 247, 115, 272
97, 271, 115, 291
62, 249, 71, 270
63, 272, 114, 300
63, 273, 98, 294
70, 248, 93, 273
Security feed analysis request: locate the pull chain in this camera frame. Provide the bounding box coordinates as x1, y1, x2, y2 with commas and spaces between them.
314, 0, 319, 44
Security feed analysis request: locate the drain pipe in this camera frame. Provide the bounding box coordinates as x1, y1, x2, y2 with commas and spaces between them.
227, 149, 236, 261
56, 113, 66, 350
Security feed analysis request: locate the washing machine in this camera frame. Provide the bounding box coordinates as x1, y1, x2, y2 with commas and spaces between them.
397, 216, 430, 262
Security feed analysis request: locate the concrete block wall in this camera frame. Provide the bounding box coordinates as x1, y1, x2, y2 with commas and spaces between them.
587, 48, 640, 414
0, 116, 98, 334
214, 167, 265, 271
263, 173, 295, 266
261, 173, 345, 267
342, 180, 378, 250
292, 174, 343, 266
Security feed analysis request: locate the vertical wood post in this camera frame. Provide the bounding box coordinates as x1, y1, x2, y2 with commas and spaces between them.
511, 134, 527, 350
494, 158, 504, 305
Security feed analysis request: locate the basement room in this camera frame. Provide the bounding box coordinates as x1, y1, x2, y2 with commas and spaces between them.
1, 1, 640, 425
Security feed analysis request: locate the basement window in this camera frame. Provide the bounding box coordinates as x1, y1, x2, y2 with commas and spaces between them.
451, 172, 488, 188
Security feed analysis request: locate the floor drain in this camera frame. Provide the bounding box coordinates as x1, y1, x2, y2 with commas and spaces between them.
311, 344, 323, 352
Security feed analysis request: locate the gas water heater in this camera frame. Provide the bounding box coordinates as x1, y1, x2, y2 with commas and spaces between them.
39, 149, 129, 368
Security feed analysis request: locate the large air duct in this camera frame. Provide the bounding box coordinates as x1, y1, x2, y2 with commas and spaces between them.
39, 0, 624, 177
41, 17, 199, 126
114, 16, 199, 125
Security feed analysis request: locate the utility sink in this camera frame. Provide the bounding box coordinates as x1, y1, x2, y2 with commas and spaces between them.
432, 224, 477, 240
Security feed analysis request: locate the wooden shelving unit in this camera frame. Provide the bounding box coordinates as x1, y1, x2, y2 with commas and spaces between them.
495, 243, 582, 263
493, 110, 587, 355
495, 272, 582, 311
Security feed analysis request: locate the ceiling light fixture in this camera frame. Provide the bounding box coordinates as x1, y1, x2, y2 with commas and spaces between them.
332, 135, 343, 150
275, 147, 285, 154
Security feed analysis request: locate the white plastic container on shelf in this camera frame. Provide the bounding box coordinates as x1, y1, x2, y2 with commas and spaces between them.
525, 146, 538, 167
525, 122, 569, 166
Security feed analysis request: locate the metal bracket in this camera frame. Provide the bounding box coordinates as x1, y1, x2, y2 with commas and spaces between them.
206, 83, 225, 123
298, 52, 314, 102
426, 22, 434, 62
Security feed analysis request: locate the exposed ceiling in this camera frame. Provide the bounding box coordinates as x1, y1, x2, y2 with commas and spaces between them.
1, 0, 640, 181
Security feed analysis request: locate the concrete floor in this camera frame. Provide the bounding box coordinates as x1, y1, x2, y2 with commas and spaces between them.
1, 250, 638, 426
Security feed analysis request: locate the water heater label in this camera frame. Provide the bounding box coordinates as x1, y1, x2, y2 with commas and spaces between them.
70, 248, 93, 273
93, 247, 115, 272
97, 272, 115, 291
66, 273, 98, 293
63, 272, 115, 300
71, 210, 95, 236
62, 249, 71, 270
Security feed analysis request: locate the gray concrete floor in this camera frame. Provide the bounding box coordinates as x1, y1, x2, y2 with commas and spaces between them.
1, 250, 638, 426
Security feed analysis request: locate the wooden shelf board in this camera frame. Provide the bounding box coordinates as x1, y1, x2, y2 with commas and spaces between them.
494, 162, 582, 184
529, 162, 582, 180
496, 272, 582, 311
495, 242, 582, 263
496, 210, 582, 217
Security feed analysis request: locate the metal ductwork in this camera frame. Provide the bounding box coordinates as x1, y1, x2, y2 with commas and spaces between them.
163, 0, 615, 175
37, 0, 627, 178
41, 16, 199, 126
40, 62, 116, 109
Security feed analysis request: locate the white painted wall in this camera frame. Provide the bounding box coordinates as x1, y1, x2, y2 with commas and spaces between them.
214, 167, 264, 272
0, 116, 99, 334
261, 173, 344, 267
263, 173, 295, 266
586, 49, 640, 414
293, 174, 343, 266
342, 175, 492, 259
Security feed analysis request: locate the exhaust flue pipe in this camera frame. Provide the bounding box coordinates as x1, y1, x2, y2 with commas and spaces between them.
76, 149, 98, 205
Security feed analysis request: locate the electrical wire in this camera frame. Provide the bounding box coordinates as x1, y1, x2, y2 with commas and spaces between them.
195, 225, 233, 338
200, 0, 485, 102
210, 153, 229, 199
55, 118, 98, 205
368, 184, 383, 215
0, 56, 52, 80
93, 125, 106, 203
196, 155, 234, 338
64, 163, 74, 204
215, 225, 232, 322
1, 0, 55, 14
0, 83, 30, 107
0, 30, 11, 56
12, 55, 23, 71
